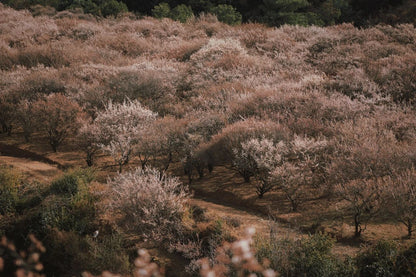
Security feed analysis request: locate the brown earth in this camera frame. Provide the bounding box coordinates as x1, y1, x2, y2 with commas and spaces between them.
1, 140, 411, 260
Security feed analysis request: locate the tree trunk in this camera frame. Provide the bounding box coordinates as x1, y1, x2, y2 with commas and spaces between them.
207, 162, 214, 173
354, 213, 361, 237
141, 159, 147, 170
163, 152, 172, 172
51, 142, 57, 152
6, 125, 12, 136
24, 133, 30, 142
244, 174, 251, 183
289, 197, 298, 212
86, 152, 93, 167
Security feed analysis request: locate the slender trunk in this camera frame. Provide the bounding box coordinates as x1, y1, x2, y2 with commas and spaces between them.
141, 159, 147, 170
288, 196, 298, 212
119, 163, 123, 173
207, 162, 214, 173
354, 213, 361, 237
244, 174, 251, 183
86, 152, 93, 167
163, 152, 172, 172
51, 142, 57, 152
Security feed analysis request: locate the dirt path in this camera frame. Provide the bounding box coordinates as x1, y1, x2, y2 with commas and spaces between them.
0, 155, 62, 182
0, 142, 66, 169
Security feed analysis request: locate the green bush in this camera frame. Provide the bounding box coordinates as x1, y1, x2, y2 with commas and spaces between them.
99, 0, 128, 17
40, 189, 96, 234
68, 0, 100, 15
50, 174, 79, 195
255, 233, 355, 276
290, 233, 340, 277
209, 4, 242, 25
50, 168, 95, 196
255, 236, 294, 272
0, 166, 21, 215
152, 2, 170, 19
170, 4, 194, 23
15, 181, 45, 213
43, 169, 96, 233
356, 240, 398, 277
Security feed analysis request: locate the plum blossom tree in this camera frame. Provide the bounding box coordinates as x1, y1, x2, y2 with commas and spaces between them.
237, 137, 287, 198
77, 121, 102, 167
33, 94, 82, 152
384, 168, 416, 238
271, 136, 328, 211
108, 167, 189, 242
335, 178, 382, 237
16, 100, 38, 142
272, 161, 313, 212
135, 116, 187, 172
93, 100, 156, 172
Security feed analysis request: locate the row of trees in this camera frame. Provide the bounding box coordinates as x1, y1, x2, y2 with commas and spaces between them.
3, 95, 415, 239
0, 92, 82, 151
77, 99, 416, 239
4, 0, 416, 26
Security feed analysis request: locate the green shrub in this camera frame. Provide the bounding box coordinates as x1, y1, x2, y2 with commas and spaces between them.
68, 0, 100, 15
99, 0, 128, 17
0, 166, 21, 215
40, 190, 96, 234
44, 169, 96, 233
50, 168, 95, 196
152, 2, 170, 19
255, 233, 355, 276
50, 174, 79, 195
356, 240, 398, 277
209, 4, 242, 25
15, 181, 45, 213
290, 233, 339, 277
255, 236, 294, 272
170, 4, 194, 23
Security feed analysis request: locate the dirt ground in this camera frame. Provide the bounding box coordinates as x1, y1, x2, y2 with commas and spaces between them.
0, 135, 413, 259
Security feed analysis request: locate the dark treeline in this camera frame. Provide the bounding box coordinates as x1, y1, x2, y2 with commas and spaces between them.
2, 0, 416, 27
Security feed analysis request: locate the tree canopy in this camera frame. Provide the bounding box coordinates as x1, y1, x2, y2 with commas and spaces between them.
3, 0, 415, 26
